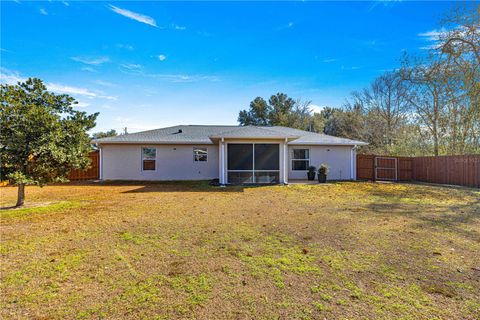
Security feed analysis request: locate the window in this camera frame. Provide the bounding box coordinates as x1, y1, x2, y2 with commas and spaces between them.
227, 143, 279, 184
142, 147, 156, 171
292, 148, 309, 171
193, 147, 208, 162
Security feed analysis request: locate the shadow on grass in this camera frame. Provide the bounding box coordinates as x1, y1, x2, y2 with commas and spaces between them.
90, 180, 276, 193
364, 184, 480, 242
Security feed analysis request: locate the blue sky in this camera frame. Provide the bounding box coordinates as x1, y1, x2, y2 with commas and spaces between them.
1, 1, 452, 133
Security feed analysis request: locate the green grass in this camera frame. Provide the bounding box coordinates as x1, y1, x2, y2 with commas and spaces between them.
0, 200, 82, 218
1, 181, 479, 319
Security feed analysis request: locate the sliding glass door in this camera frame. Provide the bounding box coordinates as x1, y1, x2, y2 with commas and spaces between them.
227, 143, 280, 184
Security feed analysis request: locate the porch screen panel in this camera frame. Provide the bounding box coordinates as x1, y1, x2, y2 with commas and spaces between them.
227, 144, 253, 170
254, 144, 279, 170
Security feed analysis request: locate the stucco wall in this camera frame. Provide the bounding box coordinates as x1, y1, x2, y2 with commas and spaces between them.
100, 143, 354, 182
288, 145, 354, 180
101, 144, 219, 181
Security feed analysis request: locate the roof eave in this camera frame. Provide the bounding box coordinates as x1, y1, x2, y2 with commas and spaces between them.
94, 140, 215, 145
288, 142, 368, 146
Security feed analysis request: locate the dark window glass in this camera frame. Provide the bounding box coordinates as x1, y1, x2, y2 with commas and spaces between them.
292, 160, 308, 171
293, 149, 309, 160
227, 171, 254, 184
194, 148, 208, 162
254, 144, 279, 170
254, 172, 279, 183
227, 144, 253, 170
142, 148, 156, 170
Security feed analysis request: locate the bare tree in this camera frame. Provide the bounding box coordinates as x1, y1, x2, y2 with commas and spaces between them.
401, 56, 448, 156
363, 72, 410, 148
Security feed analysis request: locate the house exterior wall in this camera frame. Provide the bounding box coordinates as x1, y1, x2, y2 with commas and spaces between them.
288, 145, 354, 180
101, 144, 219, 181
99, 143, 356, 182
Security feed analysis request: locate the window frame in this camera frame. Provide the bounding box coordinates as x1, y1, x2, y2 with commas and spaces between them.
193, 147, 208, 162
291, 148, 310, 171
141, 147, 157, 171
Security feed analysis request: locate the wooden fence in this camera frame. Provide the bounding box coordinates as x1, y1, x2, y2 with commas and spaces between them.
357, 154, 480, 188
67, 150, 100, 180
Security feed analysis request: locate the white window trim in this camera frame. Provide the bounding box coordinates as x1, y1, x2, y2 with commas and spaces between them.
193, 147, 208, 162
291, 148, 310, 171
141, 147, 157, 171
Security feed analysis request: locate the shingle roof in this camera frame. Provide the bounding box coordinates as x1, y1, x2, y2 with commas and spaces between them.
93, 125, 367, 146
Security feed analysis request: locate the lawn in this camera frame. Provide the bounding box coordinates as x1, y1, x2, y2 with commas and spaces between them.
1, 181, 479, 319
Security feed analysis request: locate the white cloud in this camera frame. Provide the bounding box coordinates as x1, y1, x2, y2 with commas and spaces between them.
287, 22, 294, 28
74, 102, 90, 108
62, 1, 69, 6
341, 65, 361, 70
368, 0, 402, 12
418, 28, 447, 50
39, 8, 48, 15
108, 4, 157, 27
118, 64, 218, 83
120, 63, 143, 71
81, 67, 97, 73
420, 44, 441, 51
172, 24, 186, 30
418, 28, 446, 41
94, 80, 116, 87
117, 44, 134, 51
309, 105, 325, 114
48, 83, 117, 100
71, 56, 110, 66
322, 58, 337, 63
0, 68, 23, 84
0, 68, 117, 100
46, 83, 99, 97
158, 54, 167, 61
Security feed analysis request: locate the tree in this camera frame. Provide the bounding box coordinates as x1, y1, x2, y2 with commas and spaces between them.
363, 72, 410, 148
438, 4, 480, 154
92, 129, 118, 140
0, 78, 98, 206
238, 97, 270, 126
238, 93, 324, 132
401, 57, 448, 156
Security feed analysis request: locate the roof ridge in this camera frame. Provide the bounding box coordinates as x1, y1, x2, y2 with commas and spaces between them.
121, 125, 181, 136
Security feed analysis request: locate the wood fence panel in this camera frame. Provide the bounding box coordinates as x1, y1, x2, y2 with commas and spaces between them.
356, 154, 374, 180
398, 157, 413, 181
412, 155, 479, 188
67, 151, 99, 181
357, 154, 479, 188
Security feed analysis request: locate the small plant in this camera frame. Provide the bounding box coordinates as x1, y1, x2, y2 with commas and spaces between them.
318, 164, 329, 183
318, 164, 329, 175
307, 166, 316, 181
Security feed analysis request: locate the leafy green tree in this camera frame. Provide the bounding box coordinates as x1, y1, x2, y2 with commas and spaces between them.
238, 93, 324, 132
238, 97, 270, 126
92, 129, 118, 140
0, 78, 98, 206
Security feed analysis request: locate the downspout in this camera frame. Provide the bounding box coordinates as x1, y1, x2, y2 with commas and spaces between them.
351, 145, 357, 180
220, 137, 226, 186
98, 145, 103, 180
284, 138, 288, 185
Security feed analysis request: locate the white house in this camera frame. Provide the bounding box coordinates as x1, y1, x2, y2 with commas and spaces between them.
93, 125, 367, 184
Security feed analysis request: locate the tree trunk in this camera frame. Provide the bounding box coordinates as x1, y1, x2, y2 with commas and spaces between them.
16, 183, 25, 207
